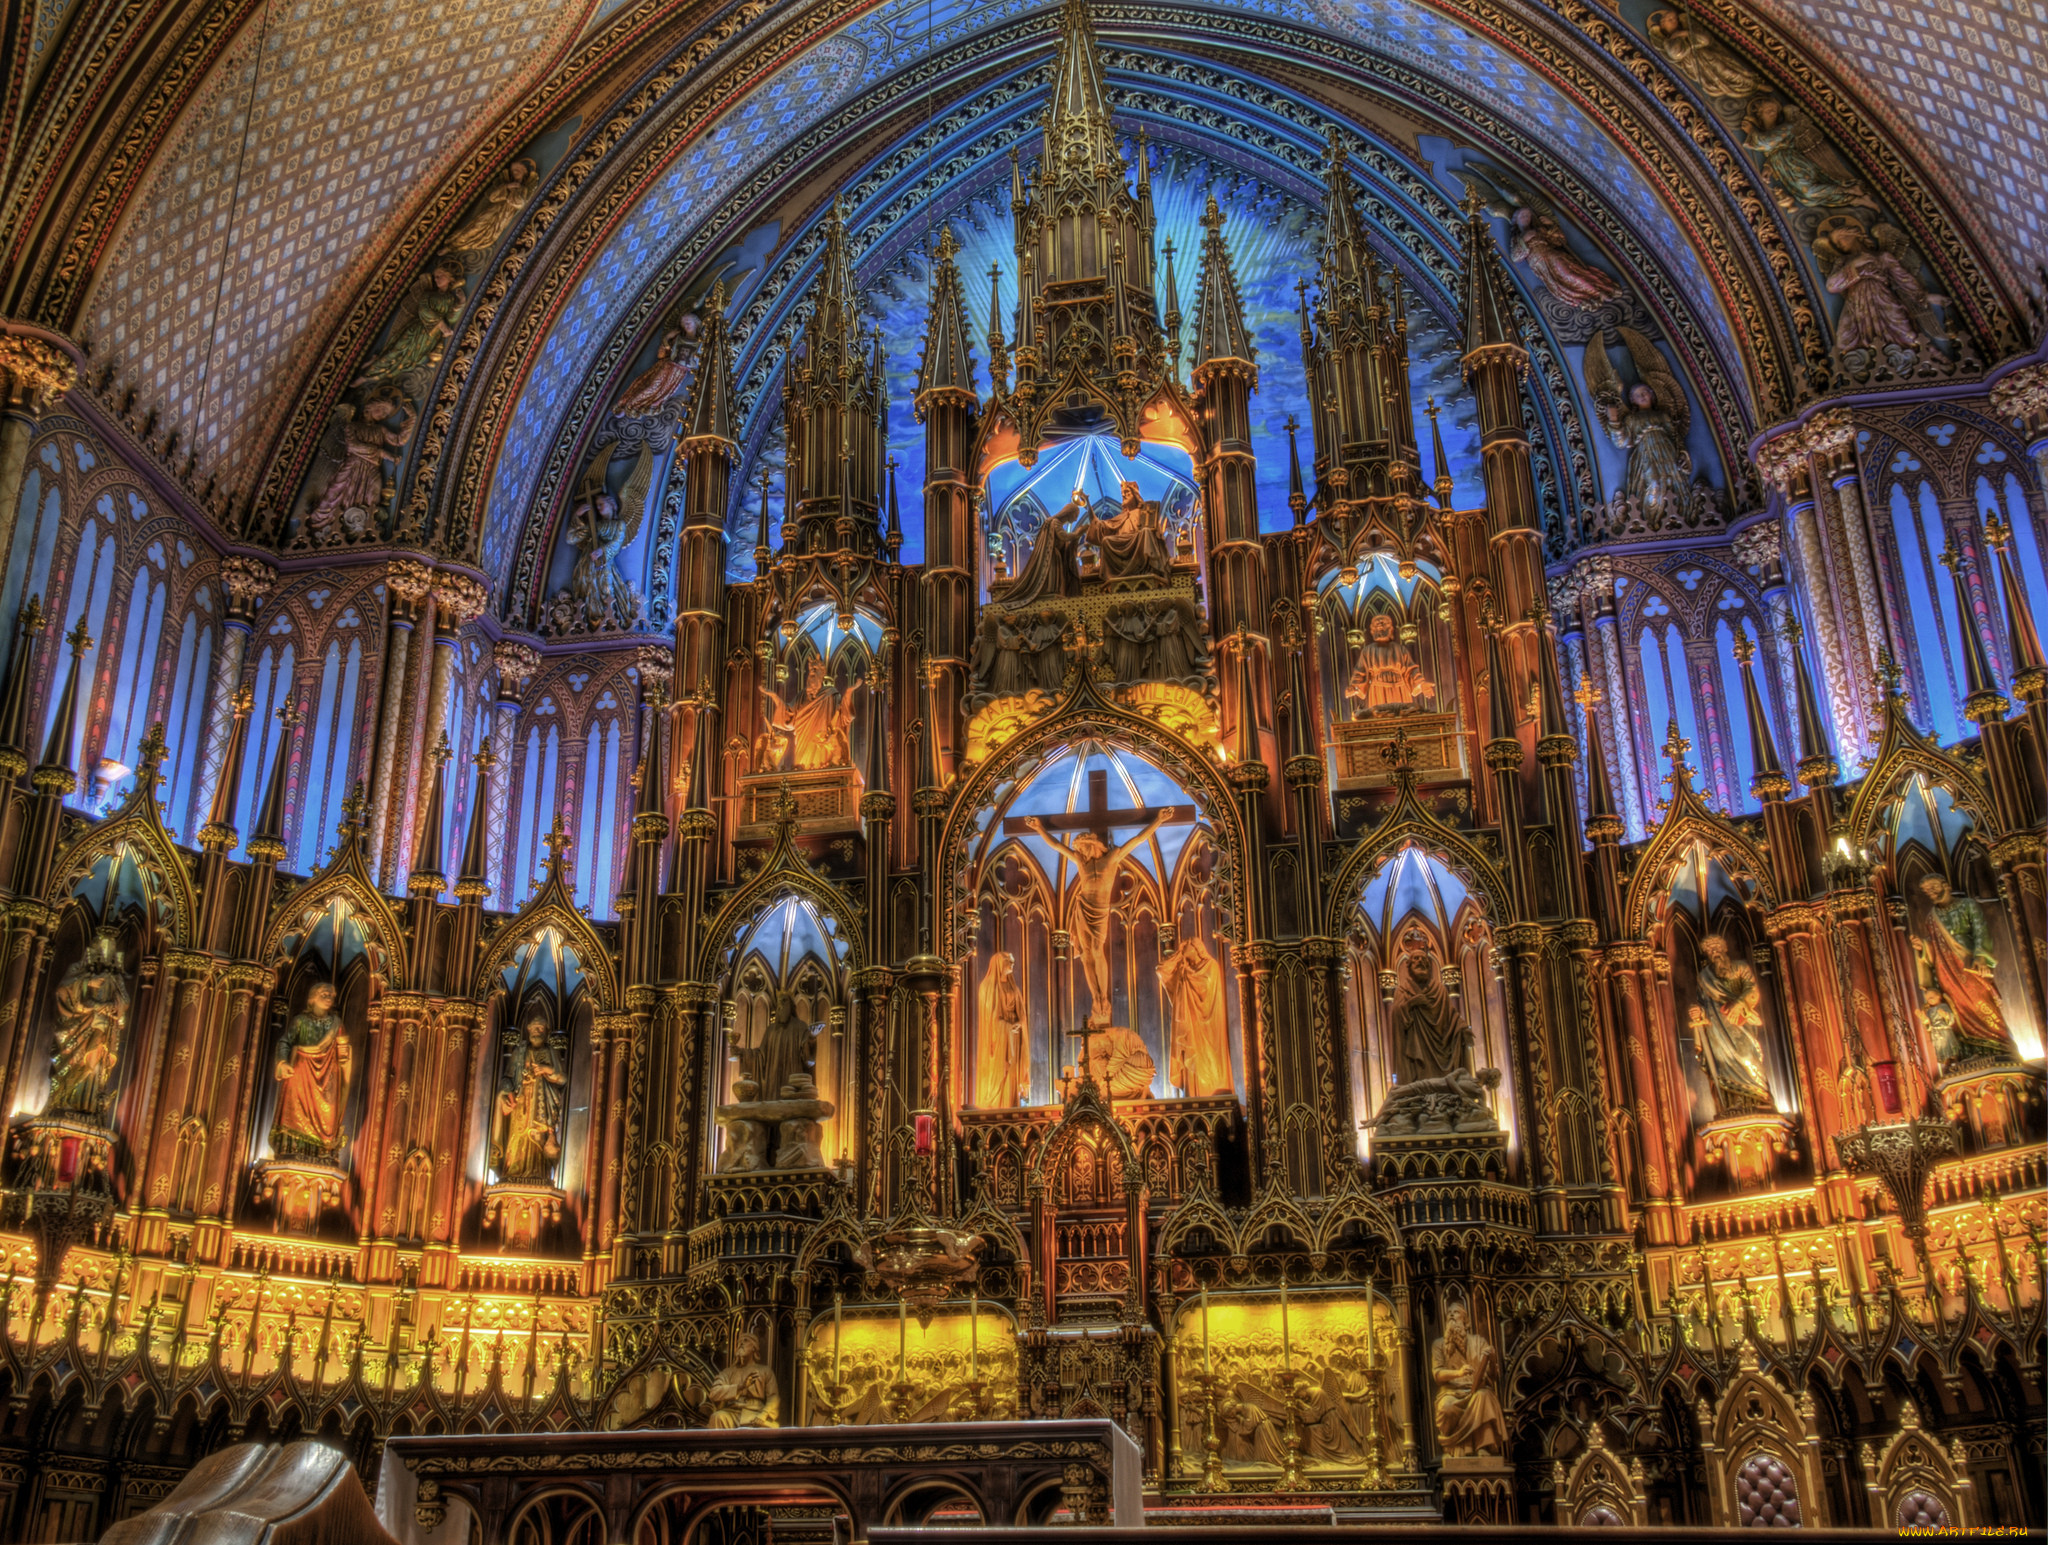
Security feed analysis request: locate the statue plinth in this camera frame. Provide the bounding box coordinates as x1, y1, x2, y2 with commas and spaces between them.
1439, 1452, 1515, 1524
1934, 1059, 2043, 1151
252, 1155, 346, 1232
1332, 710, 1463, 788
716, 1091, 835, 1173
482, 1181, 565, 1250
8, 1112, 118, 1284
736, 768, 860, 837
1699, 1109, 1797, 1186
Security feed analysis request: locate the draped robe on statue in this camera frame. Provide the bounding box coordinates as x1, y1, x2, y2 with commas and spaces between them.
1916, 884, 2015, 1062
974, 953, 1029, 1108
1087, 485, 1170, 583
1392, 929, 1467, 1083
272, 995, 351, 1159
1693, 941, 1773, 1114
751, 995, 817, 1102
1005, 494, 1085, 607
1160, 935, 1233, 1097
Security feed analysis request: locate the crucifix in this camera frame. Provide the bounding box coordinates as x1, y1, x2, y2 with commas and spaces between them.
1003, 768, 1200, 1027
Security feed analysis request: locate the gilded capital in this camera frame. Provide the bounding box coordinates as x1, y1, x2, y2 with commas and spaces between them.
0, 333, 78, 411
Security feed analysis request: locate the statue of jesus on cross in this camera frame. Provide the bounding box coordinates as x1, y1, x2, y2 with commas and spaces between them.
1026, 800, 1172, 1026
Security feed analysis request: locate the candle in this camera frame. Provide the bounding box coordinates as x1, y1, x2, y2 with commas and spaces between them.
897, 1297, 907, 1381
1280, 1277, 1291, 1376
914, 1113, 934, 1154
1200, 1290, 1212, 1376
1365, 1294, 1377, 1363
969, 1292, 979, 1381
833, 1292, 843, 1386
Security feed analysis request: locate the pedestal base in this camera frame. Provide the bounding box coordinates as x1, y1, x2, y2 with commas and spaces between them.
252, 1156, 345, 1231
1700, 1110, 1797, 1187
1439, 1453, 1515, 1524
481, 1182, 564, 1250
1936, 1060, 2043, 1150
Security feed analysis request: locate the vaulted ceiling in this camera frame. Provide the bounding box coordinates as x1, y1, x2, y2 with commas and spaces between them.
3, 0, 2037, 622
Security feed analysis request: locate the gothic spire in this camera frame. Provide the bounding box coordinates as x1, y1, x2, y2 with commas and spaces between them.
1534, 611, 1572, 744
246, 697, 301, 864
915, 227, 978, 412
682, 282, 736, 450
1988, 516, 2045, 684
1045, 0, 1118, 184
1785, 618, 1838, 789
1577, 674, 1620, 830
1731, 630, 1790, 801
0, 596, 45, 774
410, 733, 453, 892
1159, 238, 1183, 376
885, 456, 904, 560
1426, 397, 1454, 509
1459, 193, 1519, 354
985, 263, 1010, 396
1318, 134, 1369, 291
1286, 415, 1307, 526
456, 747, 496, 900
1941, 541, 2007, 721
35, 617, 92, 794
1190, 192, 1255, 371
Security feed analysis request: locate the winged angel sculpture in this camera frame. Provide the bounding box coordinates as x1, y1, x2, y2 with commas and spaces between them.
545, 444, 654, 635
1811, 213, 1949, 377
1582, 328, 1692, 533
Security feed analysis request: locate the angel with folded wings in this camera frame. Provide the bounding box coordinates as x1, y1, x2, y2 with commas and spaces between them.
354, 256, 465, 405
1813, 213, 1947, 359
1458, 164, 1623, 313
550, 444, 653, 634
1583, 327, 1691, 530
1740, 94, 1879, 215
303, 393, 413, 546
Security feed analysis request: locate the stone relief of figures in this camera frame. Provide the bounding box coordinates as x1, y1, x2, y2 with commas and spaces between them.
1911, 876, 2018, 1070
1689, 934, 1774, 1117
491, 1016, 569, 1185
303, 390, 414, 546
1172, 1296, 1402, 1473
45, 928, 131, 1123
971, 609, 1076, 703
1344, 613, 1433, 716
756, 656, 860, 771
445, 158, 539, 271
545, 446, 653, 636
1431, 1302, 1506, 1457
269, 982, 354, 1163
1581, 326, 1700, 534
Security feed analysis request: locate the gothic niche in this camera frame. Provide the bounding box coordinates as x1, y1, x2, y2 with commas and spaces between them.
251, 900, 380, 1233
480, 927, 593, 1251
12, 846, 163, 1204
960, 741, 1239, 1109
1345, 846, 1513, 1160
1881, 775, 2042, 1151
1316, 554, 1461, 789
714, 896, 847, 1175
1655, 843, 1796, 1191
969, 436, 1214, 750
742, 603, 878, 833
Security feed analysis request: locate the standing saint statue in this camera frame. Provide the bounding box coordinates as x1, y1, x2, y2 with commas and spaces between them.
973, 952, 1030, 1108
1431, 1303, 1506, 1456
1912, 876, 2016, 1065
747, 991, 818, 1103
1085, 481, 1171, 585
1391, 924, 1470, 1084
1344, 613, 1432, 715
1692, 935, 1773, 1115
46, 928, 130, 1122
492, 1017, 569, 1183
1003, 487, 1086, 607
705, 1331, 781, 1428
270, 982, 353, 1162
1159, 933, 1233, 1097
1026, 809, 1170, 1026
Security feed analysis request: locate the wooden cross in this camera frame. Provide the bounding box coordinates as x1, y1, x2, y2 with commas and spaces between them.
999, 768, 1197, 844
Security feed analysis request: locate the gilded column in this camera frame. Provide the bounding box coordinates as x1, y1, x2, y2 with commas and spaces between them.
132, 949, 217, 1255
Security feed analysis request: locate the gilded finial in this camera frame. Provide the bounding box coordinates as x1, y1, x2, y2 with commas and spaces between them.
1732, 629, 1755, 666
1874, 650, 1906, 699
1574, 671, 1601, 711
64, 616, 92, 658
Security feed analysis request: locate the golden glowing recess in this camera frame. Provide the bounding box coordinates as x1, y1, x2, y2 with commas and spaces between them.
803, 1301, 1019, 1423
